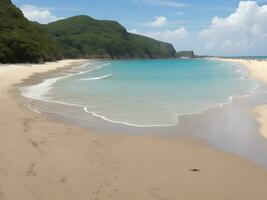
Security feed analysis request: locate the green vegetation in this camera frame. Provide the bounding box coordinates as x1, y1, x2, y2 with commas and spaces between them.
0, 0, 178, 63
177, 51, 195, 58
0, 0, 62, 63
45, 16, 177, 59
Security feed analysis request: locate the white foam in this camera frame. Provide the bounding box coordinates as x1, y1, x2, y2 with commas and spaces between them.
80, 74, 112, 81
28, 103, 42, 114
20, 60, 264, 128
21, 80, 262, 128
20, 62, 110, 101
21, 76, 65, 100
73, 63, 91, 70
83, 107, 178, 127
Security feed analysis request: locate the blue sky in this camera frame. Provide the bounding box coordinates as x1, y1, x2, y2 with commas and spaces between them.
12, 0, 267, 56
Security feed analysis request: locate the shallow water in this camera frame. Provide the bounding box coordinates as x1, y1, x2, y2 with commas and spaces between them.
20, 59, 267, 168
22, 59, 258, 127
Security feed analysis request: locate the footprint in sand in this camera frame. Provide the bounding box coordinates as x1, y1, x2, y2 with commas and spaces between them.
150, 187, 177, 200
0, 190, 5, 200
60, 177, 67, 183
26, 163, 37, 177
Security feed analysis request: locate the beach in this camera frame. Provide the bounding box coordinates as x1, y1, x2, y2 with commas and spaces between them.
214, 58, 267, 139
1, 60, 267, 200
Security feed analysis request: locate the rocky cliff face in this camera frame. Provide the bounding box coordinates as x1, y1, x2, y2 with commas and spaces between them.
177, 51, 195, 58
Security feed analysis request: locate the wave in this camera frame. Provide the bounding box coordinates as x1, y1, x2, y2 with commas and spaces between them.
20, 62, 110, 101
73, 63, 91, 70
21, 82, 262, 128
21, 76, 65, 100
20, 59, 263, 128
22, 82, 261, 128
83, 107, 178, 127
80, 74, 112, 81
25, 81, 261, 128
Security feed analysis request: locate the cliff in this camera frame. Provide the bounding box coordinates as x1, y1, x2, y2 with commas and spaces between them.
177, 51, 195, 58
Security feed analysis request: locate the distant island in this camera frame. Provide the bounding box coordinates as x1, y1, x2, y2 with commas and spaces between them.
0, 0, 195, 63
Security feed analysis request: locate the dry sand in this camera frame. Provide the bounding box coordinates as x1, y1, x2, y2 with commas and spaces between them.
1, 60, 267, 200
214, 58, 267, 139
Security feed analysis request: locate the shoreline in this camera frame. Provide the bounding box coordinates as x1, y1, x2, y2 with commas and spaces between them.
1, 60, 267, 199
20, 58, 258, 129
213, 58, 267, 139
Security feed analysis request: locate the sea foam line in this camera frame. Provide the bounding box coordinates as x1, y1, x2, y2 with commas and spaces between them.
20, 62, 110, 101
28, 103, 42, 114
80, 74, 112, 81
21, 60, 263, 128
83, 107, 178, 127
24, 83, 261, 129
24, 96, 179, 127
22, 82, 262, 128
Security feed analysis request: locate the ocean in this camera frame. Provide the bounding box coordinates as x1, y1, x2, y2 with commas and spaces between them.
21, 59, 258, 127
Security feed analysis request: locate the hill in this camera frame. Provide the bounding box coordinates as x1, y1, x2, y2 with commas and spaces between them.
45, 16, 177, 59
0, 0, 62, 63
0, 0, 178, 63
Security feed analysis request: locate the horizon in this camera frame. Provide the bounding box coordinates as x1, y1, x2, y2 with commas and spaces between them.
12, 0, 267, 57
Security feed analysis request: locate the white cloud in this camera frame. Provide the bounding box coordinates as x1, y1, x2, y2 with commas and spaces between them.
174, 11, 184, 16
21, 5, 63, 24
20, 1, 267, 56
150, 16, 167, 27
129, 29, 139, 34
134, 0, 186, 8
131, 1, 267, 55
144, 27, 187, 40
198, 1, 267, 55
129, 27, 187, 44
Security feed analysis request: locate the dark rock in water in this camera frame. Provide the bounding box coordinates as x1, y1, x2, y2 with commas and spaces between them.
177, 51, 195, 58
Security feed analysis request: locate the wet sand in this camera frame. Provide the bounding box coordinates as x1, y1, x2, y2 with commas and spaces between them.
32, 78, 267, 167
1, 60, 267, 199
214, 58, 267, 139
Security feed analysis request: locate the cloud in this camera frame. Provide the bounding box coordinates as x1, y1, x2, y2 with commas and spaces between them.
198, 1, 267, 55
129, 27, 187, 44
131, 1, 267, 55
129, 29, 139, 34
150, 16, 168, 27
134, 0, 186, 8
174, 11, 184, 16
21, 5, 63, 24
144, 28, 187, 41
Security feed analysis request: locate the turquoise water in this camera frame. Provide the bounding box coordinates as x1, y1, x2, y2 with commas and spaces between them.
22, 59, 258, 127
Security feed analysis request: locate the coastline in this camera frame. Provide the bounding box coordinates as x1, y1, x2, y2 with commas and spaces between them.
1, 60, 267, 199
213, 58, 267, 139
21, 58, 257, 128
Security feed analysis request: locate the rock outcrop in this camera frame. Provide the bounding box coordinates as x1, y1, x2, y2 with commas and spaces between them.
177, 51, 195, 58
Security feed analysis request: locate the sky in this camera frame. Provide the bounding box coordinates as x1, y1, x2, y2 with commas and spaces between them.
12, 0, 267, 56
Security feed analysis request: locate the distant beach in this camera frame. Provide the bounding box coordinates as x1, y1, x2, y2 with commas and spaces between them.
1, 59, 267, 199
214, 58, 267, 139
